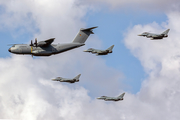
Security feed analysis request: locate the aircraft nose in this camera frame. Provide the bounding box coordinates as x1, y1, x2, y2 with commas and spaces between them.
8, 48, 11, 52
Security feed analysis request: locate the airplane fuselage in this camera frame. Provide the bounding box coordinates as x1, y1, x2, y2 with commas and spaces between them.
84, 49, 111, 55
104, 97, 123, 101
9, 43, 84, 56
60, 79, 78, 83
98, 97, 123, 101
52, 78, 79, 83
139, 33, 168, 39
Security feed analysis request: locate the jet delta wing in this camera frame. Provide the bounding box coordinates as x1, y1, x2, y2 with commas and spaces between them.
97, 93, 125, 101
8, 27, 97, 57
84, 45, 114, 55
138, 29, 170, 40
52, 74, 81, 83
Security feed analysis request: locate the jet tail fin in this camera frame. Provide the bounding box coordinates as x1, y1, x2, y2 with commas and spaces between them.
106, 45, 114, 52
162, 29, 170, 35
72, 26, 97, 43
74, 74, 81, 80
118, 93, 125, 98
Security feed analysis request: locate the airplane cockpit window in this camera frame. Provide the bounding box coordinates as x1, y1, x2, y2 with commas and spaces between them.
12, 45, 15, 47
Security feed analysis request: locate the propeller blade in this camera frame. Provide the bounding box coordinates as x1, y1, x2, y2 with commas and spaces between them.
34, 38, 38, 47
30, 40, 33, 46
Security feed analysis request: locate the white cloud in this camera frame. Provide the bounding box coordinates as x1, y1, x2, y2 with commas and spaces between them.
123, 11, 180, 120
1, 0, 180, 120
83, 0, 180, 12
0, 0, 124, 119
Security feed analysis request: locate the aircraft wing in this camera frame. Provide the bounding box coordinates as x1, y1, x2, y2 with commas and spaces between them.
97, 50, 105, 53
37, 38, 55, 47
44, 38, 55, 45
152, 34, 162, 38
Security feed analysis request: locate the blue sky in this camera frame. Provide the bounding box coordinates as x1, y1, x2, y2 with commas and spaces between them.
1, 1, 180, 120
84, 8, 167, 93
1, 5, 168, 94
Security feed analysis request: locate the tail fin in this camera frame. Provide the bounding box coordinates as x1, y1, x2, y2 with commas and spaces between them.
106, 45, 114, 52
73, 26, 97, 43
162, 29, 170, 35
74, 74, 81, 80
118, 93, 125, 98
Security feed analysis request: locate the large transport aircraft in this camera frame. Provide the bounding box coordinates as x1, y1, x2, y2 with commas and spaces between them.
8, 27, 97, 57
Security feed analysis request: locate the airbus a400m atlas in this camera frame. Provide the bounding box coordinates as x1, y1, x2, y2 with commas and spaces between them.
8, 27, 97, 57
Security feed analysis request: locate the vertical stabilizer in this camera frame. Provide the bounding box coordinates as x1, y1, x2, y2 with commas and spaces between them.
162, 29, 170, 35
74, 74, 81, 80
73, 27, 97, 43
118, 93, 125, 98
106, 45, 114, 52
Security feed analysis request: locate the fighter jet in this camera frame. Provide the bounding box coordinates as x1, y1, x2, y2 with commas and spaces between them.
138, 29, 170, 40
84, 45, 114, 55
8, 27, 97, 57
97, 93, 125, 101
52, 74, 81, 83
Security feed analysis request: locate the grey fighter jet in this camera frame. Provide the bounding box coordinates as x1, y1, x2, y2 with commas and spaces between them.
8, 27, 97, 57
52, 74, 81, 83
97, 93, 125, 101
138, 29, 170, 40
84, 45, 114, 55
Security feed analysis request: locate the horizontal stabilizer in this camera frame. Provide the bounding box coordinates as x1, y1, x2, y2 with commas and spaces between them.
81, 26, 98, 34
73, 26, 97, 43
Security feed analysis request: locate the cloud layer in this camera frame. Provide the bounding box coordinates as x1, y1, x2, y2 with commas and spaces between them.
124, 11, 180, 120
1, 0, 180, 120
83, 0, 180, 12
0, 0, 124, 119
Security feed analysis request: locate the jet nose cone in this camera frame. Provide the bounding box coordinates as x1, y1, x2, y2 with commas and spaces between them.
8, 48, 11, 52
138, 34, 142, 36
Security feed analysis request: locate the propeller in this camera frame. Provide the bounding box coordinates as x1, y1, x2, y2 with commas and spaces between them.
30, 40, 33, 46
34, 38, 38, 47
29, 38, 38, 58
29, 39, 35, 57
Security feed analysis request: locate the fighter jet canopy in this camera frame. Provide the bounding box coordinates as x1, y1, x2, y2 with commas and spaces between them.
101, 96, 107, 97
88, 48, 93, 50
